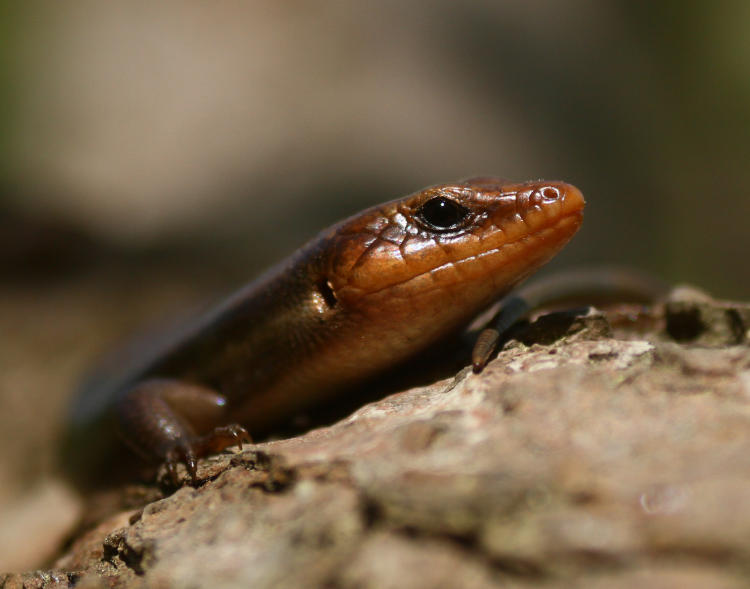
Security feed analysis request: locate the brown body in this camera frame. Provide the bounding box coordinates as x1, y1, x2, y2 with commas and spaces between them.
68, 178, 585, 480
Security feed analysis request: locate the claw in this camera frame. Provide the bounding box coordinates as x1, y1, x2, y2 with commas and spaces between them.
160, 424, 253, 486
165, 448, 184, 485
228, 424, 252, 450
472, 327, 500, 373
165, 444, 199, 485
184, 448, 198, 483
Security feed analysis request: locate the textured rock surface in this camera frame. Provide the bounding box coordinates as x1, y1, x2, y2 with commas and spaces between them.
7, 290, 750, 588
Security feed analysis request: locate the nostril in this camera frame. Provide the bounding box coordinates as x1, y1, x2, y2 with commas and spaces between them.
541, 187, 560, 202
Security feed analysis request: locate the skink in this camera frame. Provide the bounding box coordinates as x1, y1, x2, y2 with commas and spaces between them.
66, 177, 585, 482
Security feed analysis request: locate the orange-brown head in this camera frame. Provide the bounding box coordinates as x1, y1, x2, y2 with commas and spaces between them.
316, 178, 584, 347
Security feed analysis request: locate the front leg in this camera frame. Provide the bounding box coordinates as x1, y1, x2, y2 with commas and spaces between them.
115, 378, 251, 483
471, 268, 668, 372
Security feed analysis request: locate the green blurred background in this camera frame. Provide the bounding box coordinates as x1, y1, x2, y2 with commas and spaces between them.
1, 0, 749, 570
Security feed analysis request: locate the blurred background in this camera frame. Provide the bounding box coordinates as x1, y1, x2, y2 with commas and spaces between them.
1, 0, 748, 571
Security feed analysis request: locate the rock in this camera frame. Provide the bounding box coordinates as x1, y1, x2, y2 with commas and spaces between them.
21, 291, 750, 588
665, 285, 750, 345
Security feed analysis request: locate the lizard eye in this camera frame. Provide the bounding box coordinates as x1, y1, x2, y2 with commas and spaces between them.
416, 197, 470, 231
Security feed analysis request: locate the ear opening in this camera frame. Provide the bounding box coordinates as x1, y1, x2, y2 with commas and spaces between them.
318, 278, 338, 309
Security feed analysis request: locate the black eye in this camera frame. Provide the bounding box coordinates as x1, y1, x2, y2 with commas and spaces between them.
417, 197, 470, 231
